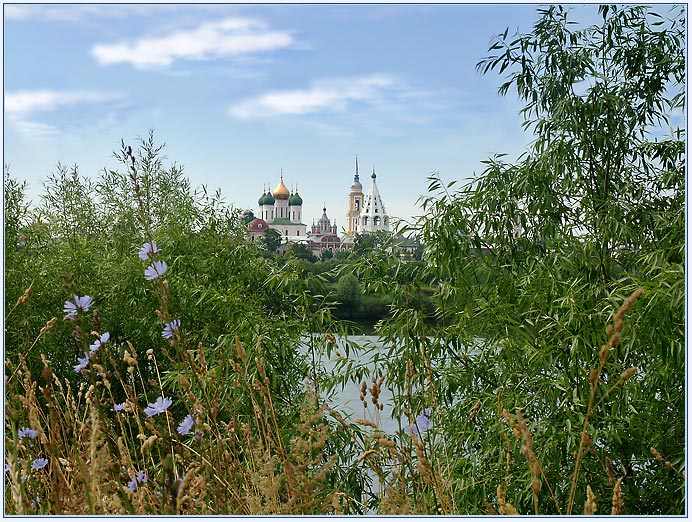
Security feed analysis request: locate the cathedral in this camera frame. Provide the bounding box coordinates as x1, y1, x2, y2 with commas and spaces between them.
249, 174, 307, 239
248, 158, 391, 255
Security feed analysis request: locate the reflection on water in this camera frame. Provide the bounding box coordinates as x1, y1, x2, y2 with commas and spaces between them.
306, 335, 401, 435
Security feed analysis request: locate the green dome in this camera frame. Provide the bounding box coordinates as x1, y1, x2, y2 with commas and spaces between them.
289, 192, 303, 206
258, 192, 268, 206
263, 192, 275, 205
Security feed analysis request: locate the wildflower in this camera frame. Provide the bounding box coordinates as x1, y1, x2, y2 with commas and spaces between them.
145, 260, 167, 281
128, 470, 148, 491
406, 408, 432, 438
73, 353, 90, 373
89, 331, 110, 353
18, 427, 37, 439
31, 458, 48, 470
144, 396, 172, 417
177, 414, 194, 436
139, 241, 160, 261
30, 496, 40, 508
162, 319, 180, 340
112, 403, 126, 412
63, 295, 94, 318
5, 461, 10, 473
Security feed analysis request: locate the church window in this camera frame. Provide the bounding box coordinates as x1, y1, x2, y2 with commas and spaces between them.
285, 230, 288, 236
374, 216, 380, 226
355, 200, 360, 211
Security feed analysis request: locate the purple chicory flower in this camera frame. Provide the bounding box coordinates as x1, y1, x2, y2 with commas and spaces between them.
112, 403, 126, 412
162, 319, 180, 340
63, 295, 94, 318
177, 414, 194, 436
31, 458, 48, 470
406, 408, 432, 438
144, 260, 167, 281
139, 241, 160, 261
128, 470, 147, 491
73, 353, 90, 373
89, 331, 110, 353
18, 427, 37, 439
144, 396, 172, 417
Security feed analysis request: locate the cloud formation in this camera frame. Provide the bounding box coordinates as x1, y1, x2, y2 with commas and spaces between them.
4, 4, 161, 23
228, 75, 395, 120
91, 18, 294, 69
5, 90, 128, 135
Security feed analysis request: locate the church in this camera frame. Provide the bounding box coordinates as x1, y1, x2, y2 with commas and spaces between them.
249, 173, 307, 240
345, 156, 391, 236
248, 158, 392, 256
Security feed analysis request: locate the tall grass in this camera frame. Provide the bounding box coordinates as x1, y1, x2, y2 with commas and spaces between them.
4, 138, 684, 514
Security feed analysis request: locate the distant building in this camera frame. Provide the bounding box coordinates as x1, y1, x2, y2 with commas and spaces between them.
249, 160, 394, 255
358, 167, 390, 234
248, 217, 270, 241
346, 156, 364, 237
256, 174, 307, 238
308, 206, 342, 257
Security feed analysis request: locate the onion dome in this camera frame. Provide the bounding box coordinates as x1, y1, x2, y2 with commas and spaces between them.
263, 191, 275, 205
273, 176, 290, 200
289, 191, 303, 206
258, 192, 268, 206
371, 168, 377, 179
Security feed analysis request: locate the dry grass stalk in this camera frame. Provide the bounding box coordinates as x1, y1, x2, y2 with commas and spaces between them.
583, 484, 597, 515
497, 484, 519, 515
567, 288, 644, 515
515, 409, 541, 515
611, 476, 624, 515
650, 447, 686, 479
468, 399, 482, 419
6, 281, 34, 322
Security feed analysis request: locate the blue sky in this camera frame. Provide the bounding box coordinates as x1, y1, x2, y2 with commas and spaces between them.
4, 3, 599, 228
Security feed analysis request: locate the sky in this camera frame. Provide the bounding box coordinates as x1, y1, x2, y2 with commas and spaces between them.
4, 3, 602, 229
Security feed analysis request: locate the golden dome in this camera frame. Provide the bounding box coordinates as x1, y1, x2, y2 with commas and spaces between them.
273, 176, 290, 200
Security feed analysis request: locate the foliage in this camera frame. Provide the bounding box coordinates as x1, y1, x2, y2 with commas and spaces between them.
259, 228, 282, 253
3, 5, 686, 516
286, 243, 317, 263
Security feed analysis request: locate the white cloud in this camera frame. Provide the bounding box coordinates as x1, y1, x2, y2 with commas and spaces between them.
91, 18, 294, 69
5, 90, 126, 116
228, 75, 395, 120
5, 89, 128, 136
5, 4, 143, 22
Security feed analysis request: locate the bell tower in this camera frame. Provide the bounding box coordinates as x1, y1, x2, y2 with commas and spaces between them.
346, 155, 364, 236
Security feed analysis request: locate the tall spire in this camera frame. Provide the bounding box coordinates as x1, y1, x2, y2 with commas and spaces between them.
355, 154, 359, 178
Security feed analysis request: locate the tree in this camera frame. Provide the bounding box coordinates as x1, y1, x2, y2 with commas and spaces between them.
344, 4, 684, 515
260, 228, 282, 253
242, 209, 255, 224
335, 274, 361, 312
287, 243, 317, 262
350, 230, 393, 257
